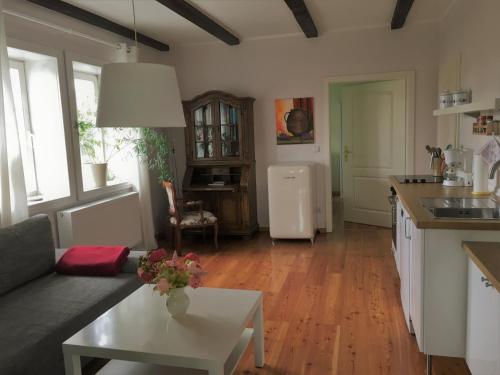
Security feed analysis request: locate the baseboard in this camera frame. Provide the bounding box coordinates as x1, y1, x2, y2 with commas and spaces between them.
259, 227, 327, 233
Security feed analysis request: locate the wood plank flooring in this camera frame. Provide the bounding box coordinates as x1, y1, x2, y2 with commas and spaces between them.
189, 223, 470, 375
85, 220, 470, 375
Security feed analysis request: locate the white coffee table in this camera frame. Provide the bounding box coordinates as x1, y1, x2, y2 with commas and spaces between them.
63, 286, 264, 375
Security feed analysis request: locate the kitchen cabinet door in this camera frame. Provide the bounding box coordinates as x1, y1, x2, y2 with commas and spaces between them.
466, 259, 500, 375
399, 205, 412, 333
409, 221, 424, 351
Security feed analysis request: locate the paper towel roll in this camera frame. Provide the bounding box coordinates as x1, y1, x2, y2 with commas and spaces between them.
473, 154, 489, 194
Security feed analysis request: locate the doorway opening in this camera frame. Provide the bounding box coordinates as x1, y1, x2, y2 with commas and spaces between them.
324, 72, 415, 231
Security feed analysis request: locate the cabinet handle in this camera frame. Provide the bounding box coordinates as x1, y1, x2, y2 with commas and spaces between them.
481, 277, 493, 288
404, 217, 411, 240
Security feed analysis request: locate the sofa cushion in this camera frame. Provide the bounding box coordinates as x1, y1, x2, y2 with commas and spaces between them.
0, 214, 55, 296
0, 272, 141, 375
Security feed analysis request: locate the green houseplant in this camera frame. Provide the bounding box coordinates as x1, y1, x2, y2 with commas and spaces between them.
78, 112, 131, 188
131, 128, 172, 185
78, 113, 172, 188
78, 115, 107, 188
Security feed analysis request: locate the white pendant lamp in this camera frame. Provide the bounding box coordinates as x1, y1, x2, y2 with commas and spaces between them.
96, 63, 185, 128
96, 1, 185, 128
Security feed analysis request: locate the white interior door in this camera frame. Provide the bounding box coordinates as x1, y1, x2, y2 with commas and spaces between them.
341, 79, 406, 227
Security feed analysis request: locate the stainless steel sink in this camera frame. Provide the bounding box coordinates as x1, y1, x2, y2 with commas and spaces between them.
420, 197, 500, 219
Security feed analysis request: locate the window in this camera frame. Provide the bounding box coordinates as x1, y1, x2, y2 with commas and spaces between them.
6, 46, 137, 209
73, 62, 134, 192
9, 60, 39, 199
8, 49, 70, 204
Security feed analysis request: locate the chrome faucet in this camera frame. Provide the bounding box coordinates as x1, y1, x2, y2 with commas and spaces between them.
489, 160, 500, 179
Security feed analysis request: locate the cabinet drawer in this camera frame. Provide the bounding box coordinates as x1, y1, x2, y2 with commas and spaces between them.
218, 192, 242, 230
466, 259, 500, 375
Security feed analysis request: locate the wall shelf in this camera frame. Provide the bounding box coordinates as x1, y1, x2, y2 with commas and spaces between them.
433, 98, 500, 118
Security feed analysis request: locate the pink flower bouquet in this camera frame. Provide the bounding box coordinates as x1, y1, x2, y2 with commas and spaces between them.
137, 249, 205, 295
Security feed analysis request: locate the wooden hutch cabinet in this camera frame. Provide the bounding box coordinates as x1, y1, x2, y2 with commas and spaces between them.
182, 91, 258, 238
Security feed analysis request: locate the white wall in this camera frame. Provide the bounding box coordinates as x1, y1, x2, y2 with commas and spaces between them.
173, 23, 439, 229
439, 0, 500, 152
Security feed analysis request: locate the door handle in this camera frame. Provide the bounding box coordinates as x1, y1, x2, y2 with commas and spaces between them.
344, 146, 352, 162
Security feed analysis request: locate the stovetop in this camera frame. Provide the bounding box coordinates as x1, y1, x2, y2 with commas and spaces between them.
394, 175, 443, 184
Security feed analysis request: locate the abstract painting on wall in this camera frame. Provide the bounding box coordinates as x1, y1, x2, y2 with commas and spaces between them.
275, 97, 314, 145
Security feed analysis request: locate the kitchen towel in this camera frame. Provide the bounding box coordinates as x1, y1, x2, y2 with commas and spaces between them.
479, 136, 500, 167
472, 154, 489, 194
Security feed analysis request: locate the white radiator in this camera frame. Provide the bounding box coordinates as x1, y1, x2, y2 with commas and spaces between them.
57, 192, 143, 249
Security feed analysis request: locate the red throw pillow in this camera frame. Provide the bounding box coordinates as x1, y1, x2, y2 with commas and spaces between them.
55, 246, 130, 276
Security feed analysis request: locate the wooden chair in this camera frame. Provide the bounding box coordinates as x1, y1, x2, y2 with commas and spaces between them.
164, 181, 218, 252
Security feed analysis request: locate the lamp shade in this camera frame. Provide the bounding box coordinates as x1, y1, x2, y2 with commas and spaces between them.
96, 63, 186, 128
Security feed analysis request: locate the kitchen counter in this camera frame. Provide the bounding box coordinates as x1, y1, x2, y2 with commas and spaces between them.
462, 242, 500, 293
389, 176, 500, 230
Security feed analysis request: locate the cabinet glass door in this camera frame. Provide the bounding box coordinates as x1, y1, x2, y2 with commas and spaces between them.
193, 103, 214, 159
219, 102, 240, 158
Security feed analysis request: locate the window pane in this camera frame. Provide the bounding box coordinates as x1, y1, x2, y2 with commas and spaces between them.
18, 53, 71, 202
74, 63, 135, 191
9, 66, 38, 196
8, 52, 70, 204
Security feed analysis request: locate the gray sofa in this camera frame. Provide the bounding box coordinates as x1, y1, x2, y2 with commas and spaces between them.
0, 214, 143, 375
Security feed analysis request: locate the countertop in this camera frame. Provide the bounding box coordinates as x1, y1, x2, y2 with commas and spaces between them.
389, 176, 500, 230
462, 242, 500, 293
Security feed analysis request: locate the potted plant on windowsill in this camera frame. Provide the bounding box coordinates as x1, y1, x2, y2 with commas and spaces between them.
78, 115, 126, 188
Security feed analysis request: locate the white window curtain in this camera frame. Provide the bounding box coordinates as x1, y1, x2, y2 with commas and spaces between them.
0, 1, 28, 227
134, 160, 158, 250
114, 47, 157, 250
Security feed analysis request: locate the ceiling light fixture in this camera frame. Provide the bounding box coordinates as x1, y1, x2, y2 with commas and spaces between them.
96, 0, 185, 128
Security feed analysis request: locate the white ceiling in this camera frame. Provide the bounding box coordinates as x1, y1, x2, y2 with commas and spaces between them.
63, 0, 455, 46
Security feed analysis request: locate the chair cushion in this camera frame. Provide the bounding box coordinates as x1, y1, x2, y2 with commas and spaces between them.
170, 210, 217, 225
0, 214, 55, 296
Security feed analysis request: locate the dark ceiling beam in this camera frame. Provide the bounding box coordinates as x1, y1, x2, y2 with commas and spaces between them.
155, 0, 239, 46
284, 0, 318, 38
391, 0, 414, 30
25, 0, 169, 51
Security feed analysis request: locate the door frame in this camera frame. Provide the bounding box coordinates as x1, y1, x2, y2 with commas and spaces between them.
323, 71, 415, 232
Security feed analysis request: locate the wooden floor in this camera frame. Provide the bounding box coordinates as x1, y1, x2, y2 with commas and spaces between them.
189, 224, 470, 375
85, 206, 470, 375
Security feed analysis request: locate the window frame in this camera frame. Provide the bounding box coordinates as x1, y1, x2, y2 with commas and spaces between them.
5, 40, 133, 215
64, 52, 132, 202
8, 58, 40, 198
6, 38, 77, 215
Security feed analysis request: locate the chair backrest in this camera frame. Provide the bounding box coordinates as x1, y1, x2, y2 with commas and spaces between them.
163, 181, 181, 222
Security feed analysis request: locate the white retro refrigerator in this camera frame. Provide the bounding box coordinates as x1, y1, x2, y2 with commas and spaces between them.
267, 163, 316, 244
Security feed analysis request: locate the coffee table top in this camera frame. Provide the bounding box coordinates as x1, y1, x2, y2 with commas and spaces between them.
64, 286, 262, 365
